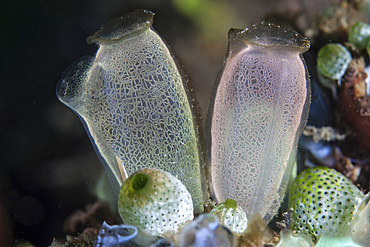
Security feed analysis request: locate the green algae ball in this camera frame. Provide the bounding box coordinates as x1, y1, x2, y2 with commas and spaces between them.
118, 168, 194, 236
288, 167, 364, 241
349, 22, 370, 51
317, 43, 352, 80
210, 199, 248, 233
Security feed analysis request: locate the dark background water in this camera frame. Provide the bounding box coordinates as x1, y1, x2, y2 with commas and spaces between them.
0, 0, 340, 246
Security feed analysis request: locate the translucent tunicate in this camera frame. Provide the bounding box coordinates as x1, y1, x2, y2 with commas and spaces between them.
351, 192, 370, 246
56, 9, 206, 213
315, 236, 362, 247
275, 229, 312, 247
207, 22, 311, 222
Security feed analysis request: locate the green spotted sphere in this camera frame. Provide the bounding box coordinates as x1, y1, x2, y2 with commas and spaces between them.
317, 43, 352, 80
118, 168, 194, 236
348, 22, 370, 51
288, 167, 364, 241
210, 199, 248, 233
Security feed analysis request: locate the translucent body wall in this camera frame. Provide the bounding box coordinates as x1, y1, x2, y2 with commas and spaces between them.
57, 10, 206, 213
208, 23, 311, 222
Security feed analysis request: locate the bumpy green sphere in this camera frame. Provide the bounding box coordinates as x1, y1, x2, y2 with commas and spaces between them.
317, 43, 352, 80
349, 22, 370, 51
288, 167, 364, 241
210, 199, 248, 233
118, 168, 194, 236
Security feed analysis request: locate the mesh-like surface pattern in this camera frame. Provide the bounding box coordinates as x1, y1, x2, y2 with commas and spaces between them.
210, 24, 310, 222
57, 20, 205, 212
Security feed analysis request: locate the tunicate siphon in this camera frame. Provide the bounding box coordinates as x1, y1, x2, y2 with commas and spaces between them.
207, 23, 311, 222
56, 9, 206, 213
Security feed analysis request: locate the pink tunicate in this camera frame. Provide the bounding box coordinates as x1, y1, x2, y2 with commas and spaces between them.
208, 23, 311, 223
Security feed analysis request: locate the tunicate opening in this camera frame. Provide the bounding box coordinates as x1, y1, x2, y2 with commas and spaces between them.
86, 9, 154, 45
56, 56, 94, 107
131, 173, 149, 191
229, 22, 310, 53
